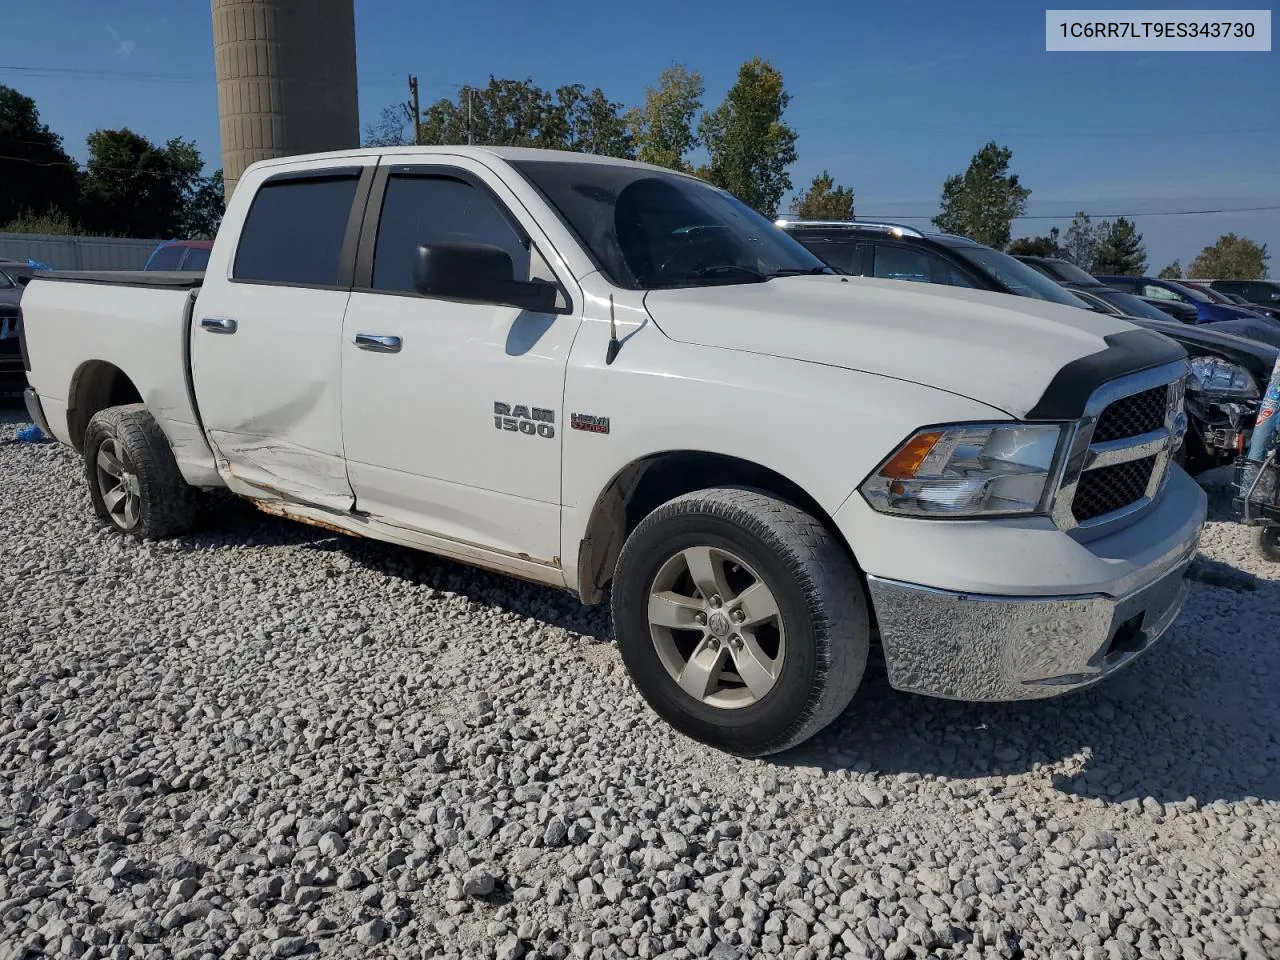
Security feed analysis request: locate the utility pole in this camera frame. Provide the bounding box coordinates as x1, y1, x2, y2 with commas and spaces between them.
467, 87, 474, 146
407, 75, 421, 145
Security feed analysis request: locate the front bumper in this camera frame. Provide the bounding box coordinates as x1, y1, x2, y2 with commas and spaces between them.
22, 387, 51, 436
855, 468, 1207, 701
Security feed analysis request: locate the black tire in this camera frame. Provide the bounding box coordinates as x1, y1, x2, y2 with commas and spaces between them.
1255, 524, 1280, 563
84, 404, 197, 539
611, 487, 869, 756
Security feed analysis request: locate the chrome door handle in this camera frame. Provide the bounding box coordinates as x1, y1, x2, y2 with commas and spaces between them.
201, 317, 237, 334
354, 333, 402, 353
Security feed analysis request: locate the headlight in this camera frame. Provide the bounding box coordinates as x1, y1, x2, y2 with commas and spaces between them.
861, 423, 1065, 517
1188, 356, 1258, 398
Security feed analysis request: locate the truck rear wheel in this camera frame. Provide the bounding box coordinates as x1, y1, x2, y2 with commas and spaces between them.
611, 487, 868, 756
84, 404, 197, 539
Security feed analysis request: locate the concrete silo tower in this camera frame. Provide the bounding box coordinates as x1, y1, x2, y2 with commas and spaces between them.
211, 0, 360, 199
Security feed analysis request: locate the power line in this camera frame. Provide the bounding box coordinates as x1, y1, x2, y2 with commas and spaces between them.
0, 153, 212, 181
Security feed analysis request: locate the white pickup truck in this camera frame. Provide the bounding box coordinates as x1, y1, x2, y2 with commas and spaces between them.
20, 146, 1206, 755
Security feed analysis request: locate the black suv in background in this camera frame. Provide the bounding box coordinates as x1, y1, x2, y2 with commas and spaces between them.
775, 221, 1091, 308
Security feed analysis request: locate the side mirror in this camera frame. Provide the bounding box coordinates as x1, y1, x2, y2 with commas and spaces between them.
413, 242, 558, 313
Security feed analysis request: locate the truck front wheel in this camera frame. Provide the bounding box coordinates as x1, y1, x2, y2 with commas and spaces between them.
611, 487, 869, 756
84, 404, 197, 539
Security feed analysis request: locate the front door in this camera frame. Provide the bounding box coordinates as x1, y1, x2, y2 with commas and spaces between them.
339, 158, 581, 565
191, 158, 375, 511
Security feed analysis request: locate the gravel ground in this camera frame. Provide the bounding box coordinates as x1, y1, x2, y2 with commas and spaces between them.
2, 402, 1278, 960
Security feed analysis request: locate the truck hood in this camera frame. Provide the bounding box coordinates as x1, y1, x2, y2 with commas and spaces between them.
643, 275, 1137, 418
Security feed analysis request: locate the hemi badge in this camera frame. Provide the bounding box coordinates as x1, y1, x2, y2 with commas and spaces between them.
571, 413, 610, 434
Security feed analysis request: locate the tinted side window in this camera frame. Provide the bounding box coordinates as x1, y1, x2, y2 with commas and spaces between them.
233, 176, 358, 286
147, 245, 185, 271
371, 174, 530, 294
792, 236, 860, 274
1249, 282, 1280, 302
1212, 280, 1245, 295
872, 245, 975, 288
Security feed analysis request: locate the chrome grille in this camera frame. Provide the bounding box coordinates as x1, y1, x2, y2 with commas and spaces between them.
1053, 362, 1188, 534
1072, 455, 1157, 523
1091, 385, 1168, 442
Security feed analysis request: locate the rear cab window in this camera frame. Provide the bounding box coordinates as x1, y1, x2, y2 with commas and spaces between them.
146, 245, 185, 271
233, 174, 361, 286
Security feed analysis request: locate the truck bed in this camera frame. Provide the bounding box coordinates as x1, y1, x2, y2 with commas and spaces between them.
21, 273, 221, 487
38, 270, 205, 289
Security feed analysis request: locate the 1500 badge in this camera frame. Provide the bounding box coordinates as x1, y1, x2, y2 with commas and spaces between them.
494, 402, 555, 438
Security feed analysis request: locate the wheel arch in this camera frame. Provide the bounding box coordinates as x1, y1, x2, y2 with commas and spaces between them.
575, 449, 861, 605
66, 360, 143, 453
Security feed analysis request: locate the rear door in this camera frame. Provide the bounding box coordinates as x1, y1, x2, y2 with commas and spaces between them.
191, 158, 375, 510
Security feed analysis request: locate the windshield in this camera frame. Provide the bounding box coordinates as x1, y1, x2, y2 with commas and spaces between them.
0, 269, 13, 290
511, 160, 829, 289
946, 243, 1090, 307
1042, 259, 1101, 285
1092, 288, 1182, 322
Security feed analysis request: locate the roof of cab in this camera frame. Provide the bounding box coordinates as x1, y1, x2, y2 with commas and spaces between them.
246, 144, 682, 176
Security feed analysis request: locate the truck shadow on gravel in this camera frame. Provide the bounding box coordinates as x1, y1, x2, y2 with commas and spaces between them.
164, 474, 1280, 810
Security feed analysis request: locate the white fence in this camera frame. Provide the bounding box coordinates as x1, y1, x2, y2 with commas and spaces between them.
0, 233, 159, 271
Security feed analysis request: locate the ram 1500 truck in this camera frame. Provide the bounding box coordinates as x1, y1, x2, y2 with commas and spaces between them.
20, 147, 1206, 756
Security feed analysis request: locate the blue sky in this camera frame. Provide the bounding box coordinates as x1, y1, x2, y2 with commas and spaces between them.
4, 0, 1277, 270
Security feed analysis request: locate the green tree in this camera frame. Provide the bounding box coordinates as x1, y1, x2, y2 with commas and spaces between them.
1093, 217, 1147, 275
1157, 260, 1182, 279
420, 78, 563, 149
699, 58, 798, 215
1061, 212, 1098, 270
625, 65, 704, 172
364, 102, 413, 146
932, 142, 1030, 249
0, 85, 81, 227
1188, 234, 1270, 279
183, 169, 225, 239
555, 85, 633, 158
793, 170, 854, 220
81, 130, 204, 237
1007, 227, 1062, 257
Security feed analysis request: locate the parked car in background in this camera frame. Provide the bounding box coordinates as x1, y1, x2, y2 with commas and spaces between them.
1098, 276, 1266, 324
775, 220, 1094, 308
1206, 279, 1280, 308
1014, 255, 1107, 288
144, 239, 214, 272
0, 266, 25, 396
1179, 280, 1280, 322
780, 221, 1264, 474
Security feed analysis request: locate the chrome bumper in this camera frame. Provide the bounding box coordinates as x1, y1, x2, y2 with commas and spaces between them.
866, 543, 1197, 701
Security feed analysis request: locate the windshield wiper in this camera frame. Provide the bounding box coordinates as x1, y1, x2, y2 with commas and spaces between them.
767, 266, 833, 277
689, 265, 770, 282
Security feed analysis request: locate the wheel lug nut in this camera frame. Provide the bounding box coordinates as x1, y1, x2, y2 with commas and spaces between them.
731, 609, 745, 623
707, 637, 719, 650
695, 612, 707, 625
731, 637, 743, 651
710, 595, 722, 608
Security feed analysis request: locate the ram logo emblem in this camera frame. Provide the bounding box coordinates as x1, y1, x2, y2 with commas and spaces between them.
494, 402, 555, 438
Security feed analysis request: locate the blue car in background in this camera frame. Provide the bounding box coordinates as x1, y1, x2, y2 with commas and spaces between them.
1098, 275, 1270, 324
